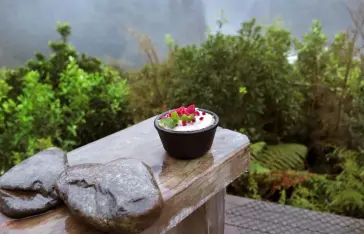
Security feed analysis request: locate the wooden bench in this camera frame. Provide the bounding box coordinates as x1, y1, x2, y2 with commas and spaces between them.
0, 116, 250, 234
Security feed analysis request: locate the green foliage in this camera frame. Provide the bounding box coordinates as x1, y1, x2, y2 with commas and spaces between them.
293, 20, 364, 148
279, 189, 287, 205
130, 19, 304, 143
252, 143, 308, 171
249, 161, 270, 174
247, 175, 261, 200
0, 22, 130, 172
250, 141, 266, 158
249, 142, 270, 174
238, 140, 364, 218
232, 142, 308, 200
288, 174, 330, 212
289, 149, 364, 218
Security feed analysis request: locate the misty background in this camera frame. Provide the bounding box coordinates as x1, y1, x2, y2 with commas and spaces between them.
0, 0, 354, 68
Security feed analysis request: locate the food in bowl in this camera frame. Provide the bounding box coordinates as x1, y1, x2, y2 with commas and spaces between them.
157, 104, 215, 132
154, 104, 219, 160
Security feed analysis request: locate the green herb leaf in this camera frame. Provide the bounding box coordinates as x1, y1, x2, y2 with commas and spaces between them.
181, 114, 188, 121
182, 114, 195, 121
159, 118, 178, 129
171, 111, 179, 121
187, 114, 195, 120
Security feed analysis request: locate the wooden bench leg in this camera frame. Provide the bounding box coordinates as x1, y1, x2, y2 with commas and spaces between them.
167, 189, 225, 234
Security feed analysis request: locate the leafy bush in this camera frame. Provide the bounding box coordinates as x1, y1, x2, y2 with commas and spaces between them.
229, 141, 311, 204
293, 20, 364, 149
289, 149, 364, 218
129, 19, 304, 143
0, 22, 130, 173
129, 18, 364, 148
231, 140, 364, 218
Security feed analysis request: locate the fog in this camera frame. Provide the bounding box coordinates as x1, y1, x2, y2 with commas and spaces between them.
0, 0, 354, 67
0, 0, 206, 67
203, 0, 353, 36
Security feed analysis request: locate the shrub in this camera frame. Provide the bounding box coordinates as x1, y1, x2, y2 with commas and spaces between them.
231, 142, 364, 218
129, 19, 304, 143
293, 20, 364, 149
0, 22, 130, 173
289, 149, 364, 218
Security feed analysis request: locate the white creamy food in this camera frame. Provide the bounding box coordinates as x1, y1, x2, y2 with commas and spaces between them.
162, 108, 215, 132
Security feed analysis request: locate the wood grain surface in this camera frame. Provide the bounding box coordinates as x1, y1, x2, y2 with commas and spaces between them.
167, 189, 226, 234
1, 116, 250, 234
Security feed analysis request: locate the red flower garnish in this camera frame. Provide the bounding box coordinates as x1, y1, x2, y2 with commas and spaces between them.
185, 104, 196, 115
159, 104, 197, 128
167, 104, 197, 117
176, 107, 186, 117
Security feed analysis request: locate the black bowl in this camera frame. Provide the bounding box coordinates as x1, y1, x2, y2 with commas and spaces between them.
154, 108, 219, 160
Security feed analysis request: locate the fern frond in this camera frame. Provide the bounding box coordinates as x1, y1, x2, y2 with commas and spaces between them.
255, 143, 308, 171
331, 189, 364, 211
249, 161, 270, 174
250, 141, 267, 160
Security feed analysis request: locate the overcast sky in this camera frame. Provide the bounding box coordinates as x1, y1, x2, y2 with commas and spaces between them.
0, 0, 354, 67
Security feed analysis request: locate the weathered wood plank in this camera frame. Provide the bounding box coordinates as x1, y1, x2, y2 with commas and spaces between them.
206, 189, 225, 234
167, 189, 225, 234
1, 116, 250, 234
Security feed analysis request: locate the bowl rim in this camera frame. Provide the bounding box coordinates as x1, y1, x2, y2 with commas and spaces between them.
154, 108, 219, 135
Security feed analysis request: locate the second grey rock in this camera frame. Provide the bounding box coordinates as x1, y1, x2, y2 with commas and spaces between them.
56, 158, 163, 234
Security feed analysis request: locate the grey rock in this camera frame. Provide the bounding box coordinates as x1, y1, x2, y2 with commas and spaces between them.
0, 189, 59, 218
0, 147, 68, 218
56, 158, 163, 234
